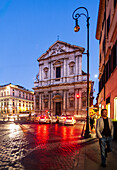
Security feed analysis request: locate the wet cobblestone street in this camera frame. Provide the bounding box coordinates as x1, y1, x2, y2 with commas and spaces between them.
0, 122, 84, 170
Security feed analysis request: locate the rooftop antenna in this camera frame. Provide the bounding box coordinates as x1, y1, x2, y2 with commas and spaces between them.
57, 35, 59, 40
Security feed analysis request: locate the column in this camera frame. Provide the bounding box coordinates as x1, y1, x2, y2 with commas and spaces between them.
65, 90, 67, 114
63, 90, 66, 111
63, 59, 67, 82
40, 93, 42, 114
79, 90, 82, 110
78, 55, 82, 75
38, 93, 40, 111
39, 65, 41, 81
42, 93, 44, 112
51, 93, 53, 115
51, 62, 54, 84
75, 56, 78, 75
48, 62, 51, 84
75, 89, 78, 115
39, 65, 42, 86
75, 56, 78, 82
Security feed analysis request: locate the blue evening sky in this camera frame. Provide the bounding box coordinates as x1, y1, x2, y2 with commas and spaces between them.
0, 0, 99, 104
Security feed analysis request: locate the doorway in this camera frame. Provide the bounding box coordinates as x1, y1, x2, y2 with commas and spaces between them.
114, 97, 117, 120
106, 103, 110, 118
56, 102, 61, 115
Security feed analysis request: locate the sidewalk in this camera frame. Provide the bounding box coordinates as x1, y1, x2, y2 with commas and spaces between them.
75, 130, 117, 170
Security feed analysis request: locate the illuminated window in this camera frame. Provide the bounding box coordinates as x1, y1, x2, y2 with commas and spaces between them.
19, 100, 21, 107
13, 89, 15, 96
13, 99, 15, 106
4, 101, 6, 106
26, 102, 28, 107
4, 91, 6, 96
7, 91, 9, 95
36, 96, 39, 109
26, 94, 28, 99
19, 91, 21, 97
1, 92, 3, 97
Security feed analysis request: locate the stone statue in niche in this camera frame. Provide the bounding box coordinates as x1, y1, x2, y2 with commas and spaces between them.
82, 91, 86, 107
70, 66, 74, 74
69, 99, 74, 108
44, 67, 48, 79
36, 72, 39, 82
69, 92, 74, 108
69, 92, 74, 98
69, 61, 75, 75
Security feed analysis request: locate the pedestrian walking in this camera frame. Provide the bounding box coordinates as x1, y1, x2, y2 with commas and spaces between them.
96, 109, 114, 167
90, 114, 94, 130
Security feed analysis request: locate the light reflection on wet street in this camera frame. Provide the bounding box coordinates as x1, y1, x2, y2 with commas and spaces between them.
0, 122, 84, 170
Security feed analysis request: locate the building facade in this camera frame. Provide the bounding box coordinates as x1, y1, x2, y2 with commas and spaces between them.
0, 83, 34, 116
33, 40, 93, 116
96, 0, 117, 119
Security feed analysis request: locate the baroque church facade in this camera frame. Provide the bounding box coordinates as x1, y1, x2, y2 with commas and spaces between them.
33, 40, 93, 116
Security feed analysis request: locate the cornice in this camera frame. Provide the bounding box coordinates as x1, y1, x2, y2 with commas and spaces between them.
96, 0, 105, 40
33, 80, 92, 90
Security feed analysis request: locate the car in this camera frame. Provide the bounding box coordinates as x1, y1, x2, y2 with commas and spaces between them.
58, 114, 66, 124
64, 115, 76, 125
31, 114, 41, 122
74, 115, 86, 122
8, 114, 17, 121
51, 116, 57, 123
19, 113, 29, 121
39, 115, 51, 124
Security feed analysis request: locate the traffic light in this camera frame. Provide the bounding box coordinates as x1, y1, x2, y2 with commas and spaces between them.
76, 94, 80, 99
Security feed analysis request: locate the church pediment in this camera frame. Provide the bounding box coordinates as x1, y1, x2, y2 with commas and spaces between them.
49, 43, 66, 56
53, 60, 63, 66
38, 40, 85, 61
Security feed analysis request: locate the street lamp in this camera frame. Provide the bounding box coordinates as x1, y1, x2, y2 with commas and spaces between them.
76, 94, 80, 115
72, 7, 91, 138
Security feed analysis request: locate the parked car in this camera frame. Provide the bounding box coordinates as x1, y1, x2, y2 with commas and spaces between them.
39, 115, 51, 124
64, 115, 76, 125
58, 114, 66, 124
74, 115, 86, 122
31, 114, 41, 122
51, 116, 57, 123
19, 113, 29, 121
8, 114, 17, 121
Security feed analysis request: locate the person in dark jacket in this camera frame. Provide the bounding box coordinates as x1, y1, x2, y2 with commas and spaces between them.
96, 109, 114, 167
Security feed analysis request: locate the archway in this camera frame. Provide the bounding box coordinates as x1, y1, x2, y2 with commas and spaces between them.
53, 94, 62, 115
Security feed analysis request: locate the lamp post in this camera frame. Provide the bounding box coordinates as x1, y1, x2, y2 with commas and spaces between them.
76, 94, 80, 115
72, 7, 91, 138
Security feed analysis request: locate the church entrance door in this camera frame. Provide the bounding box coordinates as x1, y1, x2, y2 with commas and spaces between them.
56, 102, 61, 116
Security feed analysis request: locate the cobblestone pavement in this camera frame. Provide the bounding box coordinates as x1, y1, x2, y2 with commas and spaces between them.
0, 122, 84, 170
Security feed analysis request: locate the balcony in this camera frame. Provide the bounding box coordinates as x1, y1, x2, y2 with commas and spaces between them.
34, 75, 87, 87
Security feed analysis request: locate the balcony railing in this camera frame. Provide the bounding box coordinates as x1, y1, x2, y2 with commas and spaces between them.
34, 75, 87, 87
